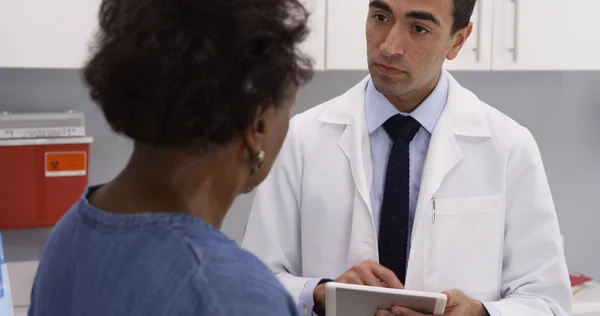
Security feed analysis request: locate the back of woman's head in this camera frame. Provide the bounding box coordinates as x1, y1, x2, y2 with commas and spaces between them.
84, 0, 313, 151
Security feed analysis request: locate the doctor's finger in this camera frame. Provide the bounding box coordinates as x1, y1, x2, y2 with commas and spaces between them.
339, 271, 366, 285
442, 290, 455, 307
390, 306, 428, 316
354, 266, 386, 287
370, 264, 404, 289
376, 309, 396, 316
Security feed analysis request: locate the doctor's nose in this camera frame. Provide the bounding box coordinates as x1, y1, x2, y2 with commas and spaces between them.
379, 27, 406, 57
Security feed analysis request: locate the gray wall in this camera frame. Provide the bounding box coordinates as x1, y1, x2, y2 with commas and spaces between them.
1, 69, 599, 281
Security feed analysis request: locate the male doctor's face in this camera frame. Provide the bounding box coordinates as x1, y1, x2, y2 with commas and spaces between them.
366, 0, 470, 97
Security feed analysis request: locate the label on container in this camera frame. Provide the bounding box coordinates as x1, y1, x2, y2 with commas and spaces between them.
0, 127, 85, 139
45, 151, 87, 177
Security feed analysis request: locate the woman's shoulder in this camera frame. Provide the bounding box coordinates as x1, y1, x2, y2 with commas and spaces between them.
176, 244, 298, 316
184, 235, 278, 286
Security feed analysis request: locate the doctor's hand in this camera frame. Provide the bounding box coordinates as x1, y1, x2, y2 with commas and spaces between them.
313, 259, 404, 311
376, 289, 488, 316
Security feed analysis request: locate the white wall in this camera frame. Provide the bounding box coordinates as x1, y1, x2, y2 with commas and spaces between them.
1, 69, 598, 283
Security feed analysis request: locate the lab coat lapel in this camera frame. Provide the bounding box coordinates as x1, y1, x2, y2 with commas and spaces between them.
339, 98, 379, 267
411, 72, 492, 243
414, 110, 462, 222
338, 107, 372, 222
318, 76, 378, 267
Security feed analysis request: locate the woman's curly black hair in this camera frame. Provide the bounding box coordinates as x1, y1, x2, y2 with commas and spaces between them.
84, 0, 313, 150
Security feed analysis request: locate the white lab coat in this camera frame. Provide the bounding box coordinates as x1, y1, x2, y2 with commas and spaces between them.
241, 71, 572, 315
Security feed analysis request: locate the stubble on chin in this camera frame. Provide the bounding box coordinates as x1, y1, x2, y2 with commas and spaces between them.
371, 74, 408, 97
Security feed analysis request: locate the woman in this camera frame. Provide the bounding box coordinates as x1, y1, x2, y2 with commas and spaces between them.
28, 0, 312, 315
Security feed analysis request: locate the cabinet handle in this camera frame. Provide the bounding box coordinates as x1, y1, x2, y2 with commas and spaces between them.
472, 0, 483, 62
508, 0, 518, 62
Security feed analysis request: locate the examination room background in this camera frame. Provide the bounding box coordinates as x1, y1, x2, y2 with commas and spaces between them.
1, 68, 599, 280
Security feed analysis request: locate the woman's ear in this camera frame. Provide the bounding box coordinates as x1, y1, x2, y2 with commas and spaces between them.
243, 103, 276, 174
243, 103, 273, 158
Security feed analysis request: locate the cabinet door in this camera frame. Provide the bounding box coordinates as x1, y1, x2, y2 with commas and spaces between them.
326, 0, 369, 70
0, 0, 101, 68
493, 0, 600, 70
300, 0, 327, 70
444, 0, 494, 71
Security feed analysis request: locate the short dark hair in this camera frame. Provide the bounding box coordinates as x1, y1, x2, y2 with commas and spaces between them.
84, 0, 313, 151
451, 0, 477, 34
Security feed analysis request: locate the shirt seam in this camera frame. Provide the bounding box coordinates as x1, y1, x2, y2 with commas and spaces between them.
158, 261, 201, 316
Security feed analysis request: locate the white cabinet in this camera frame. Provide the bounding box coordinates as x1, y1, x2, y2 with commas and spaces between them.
492, 0, 600, 70
0, 0, 325, 71
300, 0, 327, 70
0, 0, 101, 69
444, 0, 494, 71
325, 0, 368, 70
4, 0, 600, 71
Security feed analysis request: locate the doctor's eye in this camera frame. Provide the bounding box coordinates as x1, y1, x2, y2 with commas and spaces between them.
372, 14, 390, 23
413, 25, 430, 34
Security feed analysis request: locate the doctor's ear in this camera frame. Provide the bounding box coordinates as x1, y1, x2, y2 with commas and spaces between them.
446, 22, 473, 61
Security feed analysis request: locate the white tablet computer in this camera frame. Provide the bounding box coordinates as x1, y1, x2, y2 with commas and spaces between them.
325, 282, 447, 316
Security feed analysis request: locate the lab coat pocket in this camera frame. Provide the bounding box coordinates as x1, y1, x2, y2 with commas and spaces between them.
430, 195, 504, 296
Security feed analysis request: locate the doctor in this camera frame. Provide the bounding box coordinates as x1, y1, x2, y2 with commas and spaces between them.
242, 0, 571, 315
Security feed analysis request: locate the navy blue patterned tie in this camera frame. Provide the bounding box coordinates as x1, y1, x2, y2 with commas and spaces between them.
378, 114, 421, 284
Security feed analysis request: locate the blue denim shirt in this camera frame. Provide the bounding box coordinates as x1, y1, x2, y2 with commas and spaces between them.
29, 186, 298, 316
